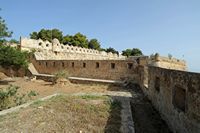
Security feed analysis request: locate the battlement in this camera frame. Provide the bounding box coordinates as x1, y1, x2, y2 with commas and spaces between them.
20, 37, 187, 70
20, 37, 125, 60
148, 54, 187, 71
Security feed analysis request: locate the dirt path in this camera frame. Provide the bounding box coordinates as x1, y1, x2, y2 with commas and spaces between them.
129, 85, 172, 133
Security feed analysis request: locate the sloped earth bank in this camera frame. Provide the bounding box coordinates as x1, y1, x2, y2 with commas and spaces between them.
129, 84, 172, 133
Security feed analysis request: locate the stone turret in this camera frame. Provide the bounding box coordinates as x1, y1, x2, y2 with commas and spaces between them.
52, 38, 61, 52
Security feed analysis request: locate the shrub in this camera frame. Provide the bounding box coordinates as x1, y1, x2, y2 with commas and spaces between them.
0, 45, 29, 69
0, 85, 19, 110
28, 90, 38, 98
54, 70, 68, 79
53, 70, 69, 84
0, 85, 38, 110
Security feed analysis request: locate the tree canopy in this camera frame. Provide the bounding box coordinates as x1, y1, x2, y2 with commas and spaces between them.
30, 28, 63, 43
0, 16, 13, 44
30, 29, 145, 56
122, 48, 143, 57
88, 39, 100, 50
30, 29, 101, 50
0, 45, 29, 69
105, 47, 119, 55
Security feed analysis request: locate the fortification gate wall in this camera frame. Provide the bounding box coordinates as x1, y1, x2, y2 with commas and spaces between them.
140, 66, 200, 133
31, 57, 139, 81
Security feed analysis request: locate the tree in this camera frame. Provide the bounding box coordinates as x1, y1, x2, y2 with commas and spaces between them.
122, 48, 143, 57
29, 29, 105, 50
88, 39, 100, 50
30, 28, 63, 42
131, 48, 143, 56
62, 35, 74, 45
105, 47, 119, 55
0, 16, 13, 44
73, 32, 89, 48
51, 29, 63, 42
122, 49, 132, 57
30, 32, 38, 40
0, 45, 29, 69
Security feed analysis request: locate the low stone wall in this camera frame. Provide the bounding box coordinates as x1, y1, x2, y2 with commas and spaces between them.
142, 66, 200, 133
149, 55, 187, 71
31, 57, 140, 81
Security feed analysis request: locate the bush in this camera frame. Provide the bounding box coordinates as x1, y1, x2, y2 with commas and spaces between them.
54, 70, 68, 79
0, 45, 29, 69
53, 70, 69, 85
28, 90, 38, 98
0, 85, 38, 110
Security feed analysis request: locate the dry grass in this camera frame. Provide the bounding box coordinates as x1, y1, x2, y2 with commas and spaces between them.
0, 95, 122, 133
0, 77, 126, 100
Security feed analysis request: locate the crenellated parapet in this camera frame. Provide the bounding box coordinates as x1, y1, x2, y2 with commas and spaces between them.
148, 54, 187, 71
20, 37, 125, 60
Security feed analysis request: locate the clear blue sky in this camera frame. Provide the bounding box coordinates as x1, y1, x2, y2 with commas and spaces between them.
1, 0, 200, 72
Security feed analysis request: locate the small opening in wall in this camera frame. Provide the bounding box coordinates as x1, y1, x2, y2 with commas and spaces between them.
155, 77, 160, 92
46, 44, 49, 47
61, 46, 64, 49
53, 62, 56, 67
72, 62, 74, 67
83, 63, 86, 68
46, 62, 48, 67
127, 63, 133, 69
62, 62, 65, 67
173, 85, 186, 112
136, 58, 140, 64
111, 63, 115, 69
39, 42, 42, 46
96, 62, 99, 68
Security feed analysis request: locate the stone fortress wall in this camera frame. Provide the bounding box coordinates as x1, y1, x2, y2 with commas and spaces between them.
20, 37, 199, 133
139, 66, 200, 133
148, 54, 187, 71
20, 37, 187, 70
20, 37, 126, 60
31, 57, 139, 81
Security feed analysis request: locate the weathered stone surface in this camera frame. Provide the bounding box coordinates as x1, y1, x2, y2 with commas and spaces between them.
20, 37, 125, 60
140, 66, 200, 133
31, 56, 140, 81
148, 55, 187, 71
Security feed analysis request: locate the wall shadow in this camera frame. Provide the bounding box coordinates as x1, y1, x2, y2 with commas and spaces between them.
129, 83, 173, 133
104, 96, 122, 133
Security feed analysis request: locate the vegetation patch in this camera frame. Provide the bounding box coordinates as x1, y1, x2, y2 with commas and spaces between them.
0, 95, 122, 133
0, 85, 38, 111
